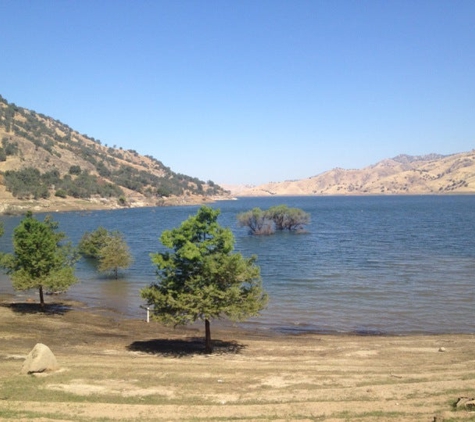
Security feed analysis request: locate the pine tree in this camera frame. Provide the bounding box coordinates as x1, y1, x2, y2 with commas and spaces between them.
79, 227, 132, 278
4, 212, 78, 306
98, 232, 133, 279
141, 206, 268, 353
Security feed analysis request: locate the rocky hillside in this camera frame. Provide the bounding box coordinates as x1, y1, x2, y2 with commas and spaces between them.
0, 95, 229, 213
231, 151, 475, 196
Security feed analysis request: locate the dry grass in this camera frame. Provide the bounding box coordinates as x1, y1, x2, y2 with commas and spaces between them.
0, 298, 474, 421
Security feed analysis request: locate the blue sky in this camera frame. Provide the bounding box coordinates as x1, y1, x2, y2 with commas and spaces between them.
1, 1, 474, 185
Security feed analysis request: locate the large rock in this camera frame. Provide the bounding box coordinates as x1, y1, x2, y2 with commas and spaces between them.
21, 343, 59, 374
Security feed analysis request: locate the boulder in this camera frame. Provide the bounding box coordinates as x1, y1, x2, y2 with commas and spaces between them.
21, 343, 59, 374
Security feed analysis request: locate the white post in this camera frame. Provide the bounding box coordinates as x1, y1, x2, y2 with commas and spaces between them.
140, 305, 151, 323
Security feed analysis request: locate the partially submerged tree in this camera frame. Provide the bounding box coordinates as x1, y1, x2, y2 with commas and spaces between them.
266, 205, 310, 231
79, 227, 132, 278
141, 206, 268, 353
78, 226, 110, 258
97, 232, 133, 278
236, 208, 273, 235
238, 205, 310, 234
3, 211, 78, 307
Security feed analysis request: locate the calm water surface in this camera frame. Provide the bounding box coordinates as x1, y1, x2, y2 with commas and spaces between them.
1, 196, 474, 334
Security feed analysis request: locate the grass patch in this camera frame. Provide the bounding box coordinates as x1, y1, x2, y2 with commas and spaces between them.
0, 408, 145, 422
333, 410, 410, 420
443, 417, 475, 422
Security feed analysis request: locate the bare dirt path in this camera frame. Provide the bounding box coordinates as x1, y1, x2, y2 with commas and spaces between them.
0, 298, 474, 421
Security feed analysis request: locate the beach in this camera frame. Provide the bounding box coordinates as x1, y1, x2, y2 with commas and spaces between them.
0, 296, 474, 421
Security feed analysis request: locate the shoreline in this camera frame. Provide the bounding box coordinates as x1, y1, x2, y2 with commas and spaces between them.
1, 295, 474, 421
0, 194, 232, 216
2, 292, 473, 339
2, 193, 475, 217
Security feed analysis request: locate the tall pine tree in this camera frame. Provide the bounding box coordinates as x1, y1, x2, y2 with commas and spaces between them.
141, 206, 267, 353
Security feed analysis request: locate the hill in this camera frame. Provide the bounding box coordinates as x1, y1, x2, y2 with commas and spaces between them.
0, 95, 230, 214
230, 151, 475, 196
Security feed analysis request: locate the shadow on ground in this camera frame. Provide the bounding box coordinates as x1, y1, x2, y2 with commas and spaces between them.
1, 302, 72, 316
127, 337, 246, 357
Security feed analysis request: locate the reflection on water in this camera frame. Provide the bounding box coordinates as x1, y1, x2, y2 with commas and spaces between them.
0, 196, 474, 334
97, 278, 131, 314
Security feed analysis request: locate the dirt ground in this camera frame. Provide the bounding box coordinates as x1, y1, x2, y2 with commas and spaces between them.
0, 295, 474, 422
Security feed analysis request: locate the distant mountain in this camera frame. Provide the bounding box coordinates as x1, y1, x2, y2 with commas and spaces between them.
230, 151, 475, 196
0, 95, 229, 213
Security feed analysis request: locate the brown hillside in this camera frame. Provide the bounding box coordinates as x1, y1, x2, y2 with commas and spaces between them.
0, 96, 230, 213
232, 151, 475, 196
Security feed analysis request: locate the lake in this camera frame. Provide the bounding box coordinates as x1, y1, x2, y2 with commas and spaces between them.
1, 195, 474, 335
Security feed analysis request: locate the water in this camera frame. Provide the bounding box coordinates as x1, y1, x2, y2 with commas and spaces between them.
0, 196, 474, 334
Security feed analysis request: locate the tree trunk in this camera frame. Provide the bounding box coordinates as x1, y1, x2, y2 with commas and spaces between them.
39, 285, 45, 308
204, 319, 212, 354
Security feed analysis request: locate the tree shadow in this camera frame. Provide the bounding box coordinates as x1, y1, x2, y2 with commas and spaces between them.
127, 337, 246, 357
1, 302, 72, 316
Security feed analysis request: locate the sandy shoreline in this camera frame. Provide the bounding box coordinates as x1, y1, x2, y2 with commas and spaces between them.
0, 296, 474, 421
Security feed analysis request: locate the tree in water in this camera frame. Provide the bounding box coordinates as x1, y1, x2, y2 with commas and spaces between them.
266, 205, 310, 231
79, 227, 132, 279
78, 226, 110, 258
237, 205, 310, 234
3, 211, 78, 307
97, 232, 133, 279
236, 208, 273, 235
141, 206, 268, 353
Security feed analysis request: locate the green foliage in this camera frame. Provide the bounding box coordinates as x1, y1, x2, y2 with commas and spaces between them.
2, 212, 78, 305
2, 138, 19, 156
237, 208, 274, 235
79, 227, 132, 278
69, 165, 82, 175
78, 227, 110, 258
97, 233, 133, 278
96, 161, 111, 177
3, 168, 50, 199
141, 206, 268, 353
5, 142, 19, 156
266, 205, 310, 231
238, 205, 310, 235
54, 189, 67, 198
4, 167, 123, 200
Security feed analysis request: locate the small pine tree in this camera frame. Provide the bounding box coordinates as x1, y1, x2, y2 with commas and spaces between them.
78, 227, 110, 258
79, 227, 132, 278
3, 212, 78, 306
97, 233, 133, 279
141, 206, 268, 353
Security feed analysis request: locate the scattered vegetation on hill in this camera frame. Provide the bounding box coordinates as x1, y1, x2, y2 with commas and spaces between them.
0, 94, 228, 204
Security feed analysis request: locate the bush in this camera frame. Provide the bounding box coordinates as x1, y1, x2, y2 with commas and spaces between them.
237, 208, 274, 235
69, 165, 82, 175
55, 189, 67, 198
238, 205, 310, 235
